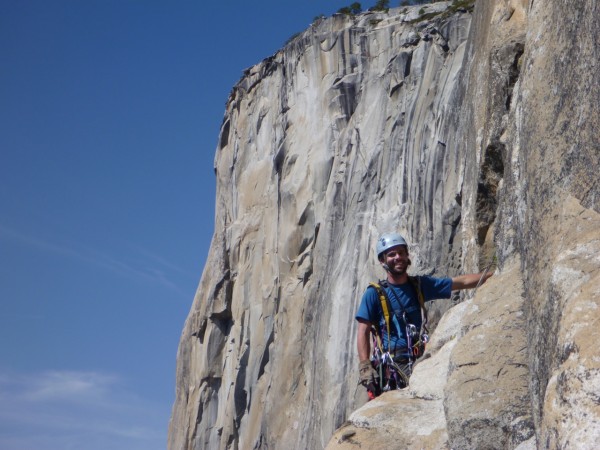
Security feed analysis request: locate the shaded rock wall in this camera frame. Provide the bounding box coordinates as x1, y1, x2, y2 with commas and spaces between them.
170, 1, 600, 449
504, 1, 600, 446
329, 0, 600, 448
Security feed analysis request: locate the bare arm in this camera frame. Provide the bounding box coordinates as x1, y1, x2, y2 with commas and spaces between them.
357, 319, 372, 362
451, 271, 493, 290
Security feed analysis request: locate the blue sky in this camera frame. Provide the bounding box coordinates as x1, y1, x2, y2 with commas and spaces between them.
0, 1, 364, 449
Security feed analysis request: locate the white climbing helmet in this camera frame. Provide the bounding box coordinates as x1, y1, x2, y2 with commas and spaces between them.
376, 232, 408, 258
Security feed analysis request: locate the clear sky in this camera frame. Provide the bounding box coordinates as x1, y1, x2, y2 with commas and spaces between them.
0, 1, 365, 449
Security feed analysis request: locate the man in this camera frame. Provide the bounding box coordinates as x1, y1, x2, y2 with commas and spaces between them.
356, 232, 493, 395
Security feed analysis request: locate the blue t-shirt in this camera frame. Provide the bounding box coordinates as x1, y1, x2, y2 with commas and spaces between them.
356, 276, 452, 352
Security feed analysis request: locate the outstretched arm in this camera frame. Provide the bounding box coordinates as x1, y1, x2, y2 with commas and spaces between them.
357, 319, 372, 362
451, 271, 493, 290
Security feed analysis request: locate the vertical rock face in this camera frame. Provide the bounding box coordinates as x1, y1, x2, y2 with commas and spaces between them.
504, 0, 600, 446
169, 1, 600, 449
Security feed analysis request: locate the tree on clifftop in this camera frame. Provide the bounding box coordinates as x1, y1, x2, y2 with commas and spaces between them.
370, 0, 390, 12
338, 2, 362, 15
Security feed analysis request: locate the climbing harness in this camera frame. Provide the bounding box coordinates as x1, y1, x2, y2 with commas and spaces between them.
366, 277, 429, 397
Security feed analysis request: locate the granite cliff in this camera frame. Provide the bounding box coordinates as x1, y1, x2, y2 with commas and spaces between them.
169, 1, 600, 449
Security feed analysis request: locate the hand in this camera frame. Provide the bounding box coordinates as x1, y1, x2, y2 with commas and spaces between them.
359, 359, 378, 386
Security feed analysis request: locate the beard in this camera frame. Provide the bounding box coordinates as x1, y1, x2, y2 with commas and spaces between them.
387, 262, 408, 275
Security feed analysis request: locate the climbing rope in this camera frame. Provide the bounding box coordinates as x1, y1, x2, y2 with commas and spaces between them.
470, 252, 497, 299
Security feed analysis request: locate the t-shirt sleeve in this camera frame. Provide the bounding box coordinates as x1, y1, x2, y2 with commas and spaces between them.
420, 276, 453, 300
356, 287, 380, 323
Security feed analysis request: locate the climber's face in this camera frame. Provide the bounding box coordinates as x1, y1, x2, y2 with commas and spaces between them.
382, 245, 410, 275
